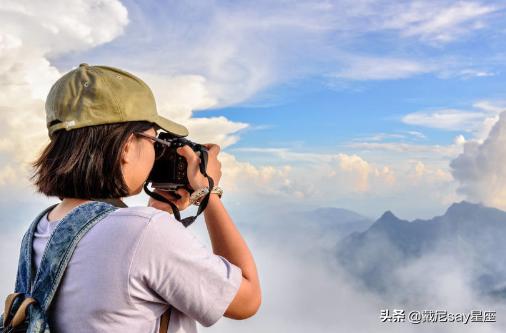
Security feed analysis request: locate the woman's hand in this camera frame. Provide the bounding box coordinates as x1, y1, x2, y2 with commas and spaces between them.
148, 188, 191, 213
177, 143, 222, 190
148, 143, 221, 212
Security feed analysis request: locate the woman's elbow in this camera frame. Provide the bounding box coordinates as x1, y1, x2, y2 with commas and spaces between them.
226, 289, 262, 320
235, 294, 262, 320
246, 292, 262, 318
225, 276, 262, 320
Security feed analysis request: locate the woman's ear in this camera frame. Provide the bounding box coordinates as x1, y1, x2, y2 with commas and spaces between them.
121, 133, 136, 164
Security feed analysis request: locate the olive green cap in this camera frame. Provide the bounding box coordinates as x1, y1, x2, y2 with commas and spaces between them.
45, 63, 188, 139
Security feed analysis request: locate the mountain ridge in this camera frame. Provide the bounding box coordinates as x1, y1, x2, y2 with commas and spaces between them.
335, 200, 506, 297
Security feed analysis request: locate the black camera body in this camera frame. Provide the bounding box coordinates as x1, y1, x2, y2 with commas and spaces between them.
146, 132, 208, 192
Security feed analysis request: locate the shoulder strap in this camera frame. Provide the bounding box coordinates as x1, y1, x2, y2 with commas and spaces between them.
15, 200, 127, 295
159, 306, 171, 333
13, 200, 171, 332
15, 204, 59, 295
30, 201, 117, 311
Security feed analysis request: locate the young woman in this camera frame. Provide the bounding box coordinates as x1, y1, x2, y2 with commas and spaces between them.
25, 64, 261, 332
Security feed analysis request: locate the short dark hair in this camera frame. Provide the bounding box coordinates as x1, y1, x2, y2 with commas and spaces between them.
31, 121, 156, 199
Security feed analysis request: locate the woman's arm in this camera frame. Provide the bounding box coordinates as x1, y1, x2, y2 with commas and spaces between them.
149, 144, 261, 319
177, 144, 261, 319
203, 193, 261, 319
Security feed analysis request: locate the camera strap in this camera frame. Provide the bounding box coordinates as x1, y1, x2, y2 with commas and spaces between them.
143, 175, 214, 228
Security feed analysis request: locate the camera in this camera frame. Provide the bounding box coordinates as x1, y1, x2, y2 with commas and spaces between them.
145, 132, 208, 192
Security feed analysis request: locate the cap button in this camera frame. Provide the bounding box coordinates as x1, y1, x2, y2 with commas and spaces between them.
79, 63, 89, 68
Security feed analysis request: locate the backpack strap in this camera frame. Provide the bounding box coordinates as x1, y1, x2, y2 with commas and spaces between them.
5, 201, 117, 332
3, 204, 56, 331
14, 204, 58, 295
30, 201, 117, 311
10, 200, 172, 332
159, 306, 171, 333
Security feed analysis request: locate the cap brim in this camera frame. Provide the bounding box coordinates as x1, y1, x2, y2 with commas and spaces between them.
153, 115, 188, 137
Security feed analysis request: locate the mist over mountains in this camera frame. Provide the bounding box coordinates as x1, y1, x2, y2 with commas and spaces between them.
242, 206, 374, 253
335, 201, 506, 300
210, 200, 506, 332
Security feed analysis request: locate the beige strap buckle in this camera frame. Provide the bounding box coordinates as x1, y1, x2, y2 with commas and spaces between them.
3, 293, 37, 330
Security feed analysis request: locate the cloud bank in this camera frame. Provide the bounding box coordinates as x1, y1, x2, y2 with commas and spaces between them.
451, 111, 506, 209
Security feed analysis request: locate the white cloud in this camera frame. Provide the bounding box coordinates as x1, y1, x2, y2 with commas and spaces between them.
473, 100, 506, 113
381, 1, 498, 43
219, 152, 292, 193
402, 109, 486, 131
454, 134, 466, 146
0, 165, 17, 187
0, 0, 130, 184
404, 131, 427, 140
139, 73, 249, 148
0, 0, 129, 56
0, 0, 252, 199
451, 111, 506, 210
357, 133, 407, 142
347, 141, 461, 157
457, 68, 495, 78
333, 56, 432, 80
223, 147, 459, 219
140, 74, 218, 121
223, 149, 391, 198
185, 117, 249, 148
402, 101, 506, 143
350, 131, 427, 143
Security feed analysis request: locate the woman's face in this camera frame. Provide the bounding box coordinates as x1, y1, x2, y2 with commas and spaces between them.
121, 127, 157, 196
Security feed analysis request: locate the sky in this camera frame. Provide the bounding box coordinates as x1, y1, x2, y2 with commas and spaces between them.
2, 0, 506, 220
2, 1, 506, 331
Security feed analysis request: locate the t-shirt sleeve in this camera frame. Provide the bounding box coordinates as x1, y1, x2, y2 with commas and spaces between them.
128, 210, 243, 327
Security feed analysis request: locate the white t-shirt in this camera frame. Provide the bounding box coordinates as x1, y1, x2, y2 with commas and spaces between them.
32, 206, 243, 333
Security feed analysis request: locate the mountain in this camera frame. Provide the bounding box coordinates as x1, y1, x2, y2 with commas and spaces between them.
335, 201, 506, 296
246, 205, 373, 252
299, 207, 372, 236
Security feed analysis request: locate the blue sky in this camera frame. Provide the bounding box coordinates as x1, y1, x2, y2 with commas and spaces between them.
3, 0, 506, 219
205, 74, 500, 149
50, 0, 506, 157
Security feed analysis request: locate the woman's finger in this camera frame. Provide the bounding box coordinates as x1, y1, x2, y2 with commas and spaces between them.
177, 145, 199, 164
203, 143, 220, 155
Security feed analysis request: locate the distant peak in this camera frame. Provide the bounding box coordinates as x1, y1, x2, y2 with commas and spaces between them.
445, 201, 481, 216
379, 210, 398, 221
450, 200, 478, 207
368, 210, 403, 231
